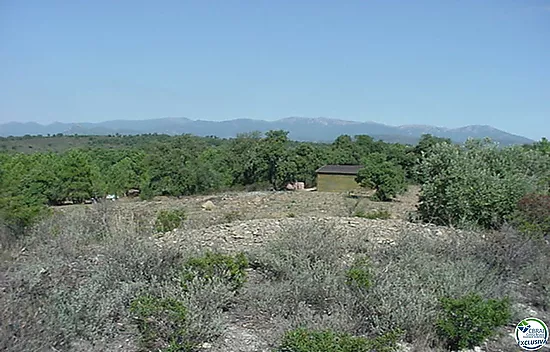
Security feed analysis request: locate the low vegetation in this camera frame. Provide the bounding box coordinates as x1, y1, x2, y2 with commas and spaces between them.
1, 133, 549, 351
130, 295, 190, 351
436, 293, 511, 350
155, 208, 186, 233
181, 251, 248, 292
276, 328, 401, 352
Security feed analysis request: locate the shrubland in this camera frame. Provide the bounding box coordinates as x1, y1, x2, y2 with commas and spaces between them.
1, 199, 549, 351
1, 133, 549, 351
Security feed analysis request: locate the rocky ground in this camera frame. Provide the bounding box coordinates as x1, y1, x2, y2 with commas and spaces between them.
110, 185, 421, 230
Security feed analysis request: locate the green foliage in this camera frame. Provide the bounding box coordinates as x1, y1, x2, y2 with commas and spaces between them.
356, 153, 407, 201
155, 208, 186, 233
106, 154, 144, 196
58, 150, 95, 202
276, 328, 400, 352
345, 256, 371, 290
509, 193, 550, 239
436, 293, 511, 350
0, 195, 50, 235
130, 295, 191, 351
262, 130, 291, 189
0, 131, 422, 213
417, 139, 550, 229
181, 252, 248, 291
531, 137, 550, 156
354, 209, 391, 219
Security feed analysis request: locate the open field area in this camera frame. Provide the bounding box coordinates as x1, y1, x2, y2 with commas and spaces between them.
2, 187, 549, 352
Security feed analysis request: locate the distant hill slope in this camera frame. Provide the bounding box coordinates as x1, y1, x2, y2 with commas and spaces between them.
0, 117, 534, 146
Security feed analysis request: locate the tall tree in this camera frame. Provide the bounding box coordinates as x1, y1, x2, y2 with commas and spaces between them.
59, 150, 95, 203
261, 130, 290, 189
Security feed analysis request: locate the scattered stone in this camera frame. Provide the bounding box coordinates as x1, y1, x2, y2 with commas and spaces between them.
200, 342, 212, 349
127, 189, 140, 197
201, 200, 216, 211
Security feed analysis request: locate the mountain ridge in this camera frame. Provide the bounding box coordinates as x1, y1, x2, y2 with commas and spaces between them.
0, 117, 534, 146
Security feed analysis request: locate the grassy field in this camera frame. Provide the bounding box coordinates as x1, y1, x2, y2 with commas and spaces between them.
1, 188, 549, 352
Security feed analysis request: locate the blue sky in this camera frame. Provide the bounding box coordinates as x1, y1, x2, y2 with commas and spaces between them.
0, 0, 548, 139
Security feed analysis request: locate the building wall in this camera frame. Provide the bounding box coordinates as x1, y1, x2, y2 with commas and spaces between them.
316, 173, 360, 192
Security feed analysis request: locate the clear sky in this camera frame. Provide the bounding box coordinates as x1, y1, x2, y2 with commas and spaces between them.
0, 0, 548, 139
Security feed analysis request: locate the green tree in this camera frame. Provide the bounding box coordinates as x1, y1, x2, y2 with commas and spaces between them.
292, 143, 326, 187
227, 132, 267, 186
107, 156, 141, 196
330, 135, 360, 164
356, 153, 407, 201
533, 137, 550, 155
22, 153, 64, 205
58, 150, 95, 203
261, 130, 290, 189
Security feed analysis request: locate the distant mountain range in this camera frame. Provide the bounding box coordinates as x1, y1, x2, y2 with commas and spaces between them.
0, 117, 534, 146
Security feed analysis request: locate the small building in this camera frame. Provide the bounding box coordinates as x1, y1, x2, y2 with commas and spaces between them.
315, 165, 363, 192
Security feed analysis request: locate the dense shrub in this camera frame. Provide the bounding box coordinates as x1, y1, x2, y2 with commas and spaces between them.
181, 251, 248, 292
436, 293, 511, 350
509, 193, 550, 239
417, 139, 550, 229
155, 208, 186, 233
276, 328, 400, 352
130, 295, 191, 351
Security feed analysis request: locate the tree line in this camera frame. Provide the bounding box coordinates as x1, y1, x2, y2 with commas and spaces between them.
1, 131, 548, 236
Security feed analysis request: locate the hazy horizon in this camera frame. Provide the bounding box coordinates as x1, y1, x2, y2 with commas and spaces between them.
1, 0, 549, 140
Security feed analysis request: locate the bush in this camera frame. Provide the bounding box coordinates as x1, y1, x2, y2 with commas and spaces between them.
130, 295, 190, 351
276, 328, 400, 352
509, 193, 550, 239
181, 251, 248, 292
155, 208, 186, 233
436, 293, 511, 350
354, 209, 391, 220
0, 195, 50, 238
345, 256, 371, 291
417, 139, 550, 229
356, 154, 407, 202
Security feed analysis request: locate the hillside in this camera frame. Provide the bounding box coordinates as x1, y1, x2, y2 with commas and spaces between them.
0, 117, 534, 146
